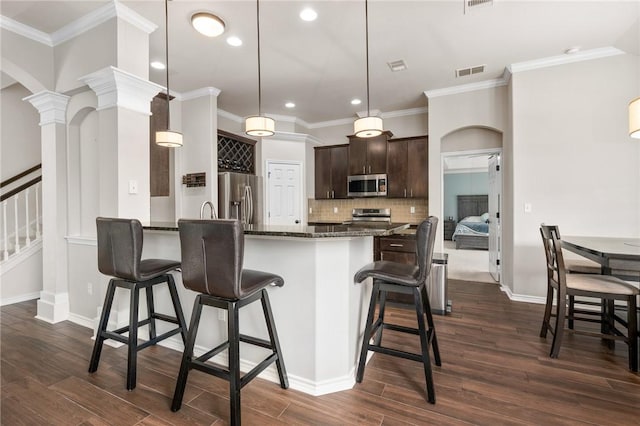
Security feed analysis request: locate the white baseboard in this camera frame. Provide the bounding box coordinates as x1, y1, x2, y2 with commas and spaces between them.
500, 285, 546, 305
0, 292, 40, 306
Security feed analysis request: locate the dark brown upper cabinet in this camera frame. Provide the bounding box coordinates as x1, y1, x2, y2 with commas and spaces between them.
387, 136, 428, 198
314, 144, 349, 199
347, 131, 392, 175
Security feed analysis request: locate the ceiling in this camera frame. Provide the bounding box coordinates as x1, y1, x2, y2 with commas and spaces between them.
1, 1, 639, 125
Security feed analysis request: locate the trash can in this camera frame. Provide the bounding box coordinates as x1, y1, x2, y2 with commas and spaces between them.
427, 252, 450, 315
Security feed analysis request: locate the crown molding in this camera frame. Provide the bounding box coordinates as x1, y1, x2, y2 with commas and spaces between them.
23, 91, 70, 125
79, 66, 163, 114
508, 46, 624, 74
382, 106, 428, 119
179, 87, 222, 101
218, 108, 244, 123
356, 109, 381, 119
0, 15, 53, 46
424, 77, 509, 99
307, 117, 354, 129
272, 131, 323, 146
2, 1, 156, 47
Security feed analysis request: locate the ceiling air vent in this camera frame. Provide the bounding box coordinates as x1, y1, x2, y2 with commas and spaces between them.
464, 0, 493, 14
455, 64, 485, 78
387, 60, 407, 72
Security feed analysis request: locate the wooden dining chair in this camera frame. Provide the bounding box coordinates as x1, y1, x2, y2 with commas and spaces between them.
539, 225, 638, 371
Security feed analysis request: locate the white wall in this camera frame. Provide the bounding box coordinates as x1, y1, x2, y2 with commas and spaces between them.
510, 53, 640, 298
1, 83, 41, 180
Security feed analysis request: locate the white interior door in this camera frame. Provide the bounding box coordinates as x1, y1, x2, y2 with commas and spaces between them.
267, 161, 302, 225
488, 154, 501, 282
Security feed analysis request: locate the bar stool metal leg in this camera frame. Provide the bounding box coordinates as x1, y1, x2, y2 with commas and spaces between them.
414, 287, 435, 403
356, 280, 380, 383
172, 296, 204, 412
167, 275, 188, 344
421, 285, 441, 366
260, 289, 289, 388
89, 279, 117, 373
228, 301, 241, 426
127, 284, 140, 390
146, 286, 157, 341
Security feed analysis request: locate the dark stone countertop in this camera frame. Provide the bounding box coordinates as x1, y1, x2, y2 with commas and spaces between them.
143, 221, 410, 238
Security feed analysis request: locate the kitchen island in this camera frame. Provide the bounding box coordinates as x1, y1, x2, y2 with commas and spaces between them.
141, 221, 409, 396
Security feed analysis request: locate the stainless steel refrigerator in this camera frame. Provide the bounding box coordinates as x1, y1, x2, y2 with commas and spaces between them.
218, 172, 263, 225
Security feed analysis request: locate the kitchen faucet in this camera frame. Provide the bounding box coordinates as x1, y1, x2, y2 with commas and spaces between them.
200, 201, 217, 219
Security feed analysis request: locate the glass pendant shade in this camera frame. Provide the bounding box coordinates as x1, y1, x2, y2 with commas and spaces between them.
354, 116, 383, 138
155, 130, 183, 147
245, 115, 275, 137
629, 97, 640, 139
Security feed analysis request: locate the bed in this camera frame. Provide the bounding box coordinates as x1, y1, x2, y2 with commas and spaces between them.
452, 194, 489, 250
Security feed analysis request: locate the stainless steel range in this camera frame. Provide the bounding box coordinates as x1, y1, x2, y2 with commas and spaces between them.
344, 208, 391, 225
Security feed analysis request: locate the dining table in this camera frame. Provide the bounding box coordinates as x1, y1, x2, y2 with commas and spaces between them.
562, 236, 640, 280
562, 236, 640, 366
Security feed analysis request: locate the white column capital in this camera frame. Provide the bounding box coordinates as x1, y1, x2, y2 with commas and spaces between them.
79, 66, 164, 115
23, 91, 70, 126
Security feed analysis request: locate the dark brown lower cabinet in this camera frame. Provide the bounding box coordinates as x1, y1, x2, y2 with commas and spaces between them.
374, 233, 417, 305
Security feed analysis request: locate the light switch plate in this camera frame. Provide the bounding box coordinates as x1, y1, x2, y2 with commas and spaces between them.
524, 203, 532, 213
333, 207, 338, 213
410, 206, 415, 214
128, 180, 138, 194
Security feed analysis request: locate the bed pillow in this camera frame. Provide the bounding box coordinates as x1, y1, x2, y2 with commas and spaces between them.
463, 215, 483, 223
481, 212, 490, 222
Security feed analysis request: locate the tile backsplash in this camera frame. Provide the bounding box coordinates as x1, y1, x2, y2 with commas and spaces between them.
308, 198, 428, 225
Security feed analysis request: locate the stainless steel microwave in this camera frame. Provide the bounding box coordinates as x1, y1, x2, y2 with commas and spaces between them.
347, 174, 387, 197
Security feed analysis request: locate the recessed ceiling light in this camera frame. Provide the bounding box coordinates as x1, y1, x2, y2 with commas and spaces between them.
285, 102, 296, 108
351, 98, 362, 105
564, 46, 580, 55
191, 12, 226, 37
150, 61, 165, 70
227, 36, 242, 47
300, 8, 317, 22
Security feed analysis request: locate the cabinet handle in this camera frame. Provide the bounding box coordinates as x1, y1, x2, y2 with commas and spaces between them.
327, 191, 330, 198
331, 190, 335, 198
410, 188, 413, 197
404, 188, 407, 198
389, 243, 404, 247
362, 166, 366, 174
368, 165, 371, 173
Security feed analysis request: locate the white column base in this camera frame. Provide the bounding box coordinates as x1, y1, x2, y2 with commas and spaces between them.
35, 291, 69, 323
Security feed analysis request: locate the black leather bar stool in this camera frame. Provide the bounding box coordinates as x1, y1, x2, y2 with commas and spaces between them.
172, 219, 288, 425
89, 217, 188, 390
354, 217, 441, 403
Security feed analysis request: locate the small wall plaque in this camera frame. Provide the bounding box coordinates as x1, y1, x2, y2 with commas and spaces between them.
182, 172, 206, 187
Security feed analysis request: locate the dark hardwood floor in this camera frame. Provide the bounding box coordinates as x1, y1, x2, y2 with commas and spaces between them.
2, 280, 639, 425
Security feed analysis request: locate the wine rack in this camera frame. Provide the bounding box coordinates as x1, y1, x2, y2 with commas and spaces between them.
217, 130, 256, 174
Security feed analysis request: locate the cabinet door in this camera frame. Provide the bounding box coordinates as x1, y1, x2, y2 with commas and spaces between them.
407, 138, 428, 198
330, 145, 349, 198
348, 138, 367, 175
367, 135, 388, 174
386, 140, 407, 198
314, 148, 331, 199
150, 95, 170, 197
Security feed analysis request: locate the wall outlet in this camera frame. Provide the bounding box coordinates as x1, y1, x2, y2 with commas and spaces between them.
87, 282, 93, 295
218, 310, 226, 322
410, 206, 415, 214
309, 207, 313, 214
333, 207, 338, 213
524, 203, 532, 213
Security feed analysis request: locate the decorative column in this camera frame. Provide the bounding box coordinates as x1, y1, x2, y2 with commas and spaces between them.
24, 90, 71, 324
79, 66, 164, 222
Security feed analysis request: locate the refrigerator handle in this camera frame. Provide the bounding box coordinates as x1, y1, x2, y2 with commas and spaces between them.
246, 185, 253, 224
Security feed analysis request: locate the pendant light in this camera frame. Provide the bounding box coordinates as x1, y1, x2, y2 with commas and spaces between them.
629, 96, 640, 139
156, 0, 183, 147
353, 0, 383, 138
245, 0, 275, 137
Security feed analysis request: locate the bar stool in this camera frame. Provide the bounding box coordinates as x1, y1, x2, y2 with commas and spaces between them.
354, 217, 441, 404
172, 219, 288, 425
89, 217, 188, 390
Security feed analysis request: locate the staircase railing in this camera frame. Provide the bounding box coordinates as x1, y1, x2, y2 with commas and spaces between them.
1, 164, 42, 262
